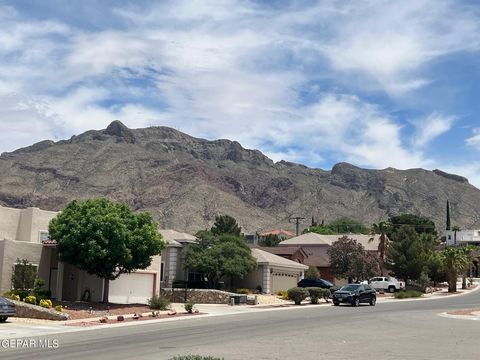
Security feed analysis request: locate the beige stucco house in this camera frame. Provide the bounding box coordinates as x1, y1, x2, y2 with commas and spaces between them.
0, 205, 161, 304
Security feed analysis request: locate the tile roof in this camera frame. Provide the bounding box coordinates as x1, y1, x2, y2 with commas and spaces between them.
250, 248, 308, 270
279, 233, 381, 251
254, 246, 304, 256
159, 229, 197, 247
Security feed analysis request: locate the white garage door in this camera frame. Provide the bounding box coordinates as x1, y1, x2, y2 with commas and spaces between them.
271, 271, 298, 293
109, 273, 155, 304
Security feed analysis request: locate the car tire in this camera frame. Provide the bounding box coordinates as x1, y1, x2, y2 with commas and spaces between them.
370, 297, 376, 306
353, 297, 360, 307
0, 317, 7, 322
388, 286, 395, 293
333, 301, 339, 306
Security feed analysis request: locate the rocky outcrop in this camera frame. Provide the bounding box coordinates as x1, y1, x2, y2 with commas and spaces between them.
0, 121, 480, 232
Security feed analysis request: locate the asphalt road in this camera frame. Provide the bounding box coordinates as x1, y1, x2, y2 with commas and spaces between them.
1, 291, 479, 360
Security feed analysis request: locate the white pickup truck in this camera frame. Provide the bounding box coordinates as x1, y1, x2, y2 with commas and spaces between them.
368, 276, 405, 293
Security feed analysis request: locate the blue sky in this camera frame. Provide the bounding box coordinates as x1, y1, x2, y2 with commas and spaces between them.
1, 1, 480, 186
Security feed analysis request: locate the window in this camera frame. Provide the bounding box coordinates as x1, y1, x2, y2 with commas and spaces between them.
160, 262, 164, 282
39, 231, 50, 242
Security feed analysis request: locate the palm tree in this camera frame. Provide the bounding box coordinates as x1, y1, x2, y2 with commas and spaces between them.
369, 221, 391, 276
441, 247, 471, 292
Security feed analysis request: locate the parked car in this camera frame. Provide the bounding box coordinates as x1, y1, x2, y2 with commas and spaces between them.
369, 276, 405, 293
332, 284, 376, 306
297, 278, 334, 289
0, 297, 16, 322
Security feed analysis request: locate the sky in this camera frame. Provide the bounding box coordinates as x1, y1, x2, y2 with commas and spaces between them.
1, 1, 480, 186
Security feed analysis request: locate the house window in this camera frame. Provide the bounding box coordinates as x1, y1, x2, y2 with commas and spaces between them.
160, 262, 165, 282
39, 231, 50, 242
188, 272, 204, 282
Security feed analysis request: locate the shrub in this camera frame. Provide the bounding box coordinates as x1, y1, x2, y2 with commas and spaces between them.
329, 286, 340, 296
148, 295, 171, 310
287, 287, 309, 305
276, 290, 289, 300
3, 291, 20, 301
169, 356, 224, 360
306, 287, 322, 304
25, 295, 36, 305
393, 290, 423, 299
320, 288, 332, 302
55, 305, 63, 312
39, 299, 52, 309
184, 301, 195, 314
236, 288, 251, 294
11, 289, 29, 301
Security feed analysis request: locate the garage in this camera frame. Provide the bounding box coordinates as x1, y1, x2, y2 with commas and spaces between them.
271, 271, 300, 293
109, 272, 155, 304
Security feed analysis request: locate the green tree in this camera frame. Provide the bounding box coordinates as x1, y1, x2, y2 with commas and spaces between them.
441, 247, 472, 292
184, 234, 257, 289
388, 214, 437, 237
11, 258, 37, 291
258, 234, 281, 247
303, 225, 336, 235
385, 225, 425, 281
326, 218, 369, 234
48, 198, 165, 303
426, 251, 446, 287
327, 236, 379, 282
369, 221, 391, 275
304, 266, 320, 280
211, 215, 242, 236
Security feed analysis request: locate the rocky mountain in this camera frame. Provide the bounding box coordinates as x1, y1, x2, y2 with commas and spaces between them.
1, 120, 479, 234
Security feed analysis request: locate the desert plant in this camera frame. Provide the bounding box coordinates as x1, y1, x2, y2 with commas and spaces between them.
2, 291, 20, 301
39, 299, 52, 309
276, 290, 289, 300
393, 290, 423, 299
184, 301, 195, 314
235, 288, 251, 294
287, 287, 309, 305
25, 295, 36, 305
55, 305, 63, 312
306, 287, 322, 304
147, 295, 171, 310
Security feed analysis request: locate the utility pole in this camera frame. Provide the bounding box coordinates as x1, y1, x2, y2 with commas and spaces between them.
290, 216, 305, 236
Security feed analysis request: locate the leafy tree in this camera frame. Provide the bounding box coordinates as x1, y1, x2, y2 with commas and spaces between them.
184, 233, 256, 289
211, 215, 242, 236
48, 198, 165, 303
326, 217, 369, 234
388, 214, 437, 237
385, 225, 425, 281
327, 236, 379, 282
426, 251, 446, 287
303, 225, 336, 235
304, 266, 320, 280
441, 247, 472, 292
369, 221, 391, 275
11, 258, 37, 291
258, 234, 281, 247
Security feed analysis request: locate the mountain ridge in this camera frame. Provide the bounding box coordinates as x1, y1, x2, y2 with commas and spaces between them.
0, 121, 478, 233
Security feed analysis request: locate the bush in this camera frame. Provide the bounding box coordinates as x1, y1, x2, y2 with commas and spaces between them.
169, 356, 223, 360
10, 289, 29, 301
55, 305, 63, 312
39, 299, 52, 309
306, 287, 322, 304
276, 290, 289, 300
287, 287, 309, 305
25, 295, 36, 305
3, 291, 20, 301
148, 295, 171, 310
184, 301, 195, 314
393, 290, 423, 299
236, 288, 251, 294
329, 286, 340, 296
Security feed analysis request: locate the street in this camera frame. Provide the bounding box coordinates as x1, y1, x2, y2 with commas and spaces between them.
1, 290, 479, 360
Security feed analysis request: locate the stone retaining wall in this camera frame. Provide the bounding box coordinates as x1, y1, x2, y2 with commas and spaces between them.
12, 300, 70, 321
161, 288, 238, 304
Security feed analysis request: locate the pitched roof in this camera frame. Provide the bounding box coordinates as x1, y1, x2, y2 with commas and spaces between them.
260, 229, 296, 237
302, 255, 331, 267
159, 229, 197, 247
254, 246, 305, 256
250, 248, 308, 270
279, 233, 381, 251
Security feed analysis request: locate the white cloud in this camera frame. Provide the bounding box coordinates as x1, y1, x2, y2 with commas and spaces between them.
466, 128, 480, 149
413, 114, 456, 148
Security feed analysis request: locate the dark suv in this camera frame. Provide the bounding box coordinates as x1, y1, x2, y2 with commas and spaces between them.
332, 284, 376, 306
297, 278, 333, 289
